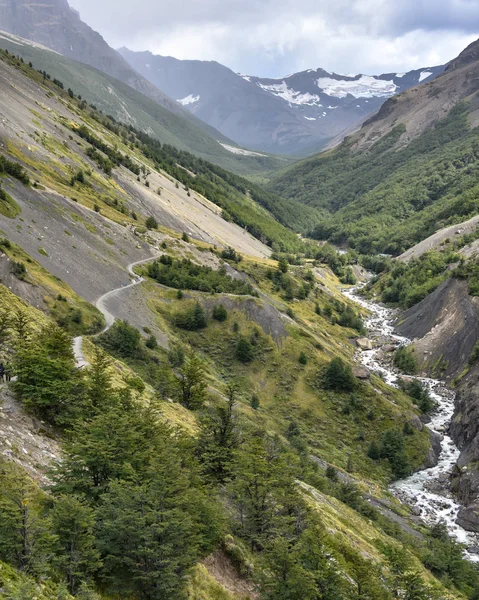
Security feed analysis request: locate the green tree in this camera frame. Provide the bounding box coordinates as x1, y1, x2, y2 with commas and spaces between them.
0, 460, 51, 573
322, 357, 356, 392
0, 307, 12, 344
212, 304, 228, 322
52, 396, 164, 499
13, 324, 82, 425
260, 537, 316, 600
394, 347, 418, 375
99, 320, 141, 357
145, 216, 158, 230
250, 393, 260, 410
380, 430, 411, 479
96, 455, 209, 600
50, 495, 101, 594
229, 434, 300, 550
197, 384, 240, 482
176, 352, 208, 410
87, 347, 112, 411
236, 336, 254, 363
367, 441, 381, 460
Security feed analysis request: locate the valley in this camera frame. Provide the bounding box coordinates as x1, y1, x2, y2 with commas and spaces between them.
0, 3, 478, 599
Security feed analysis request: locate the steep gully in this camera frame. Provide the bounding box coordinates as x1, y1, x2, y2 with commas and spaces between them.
342, 286, 479, 560
73, 256, 158, 369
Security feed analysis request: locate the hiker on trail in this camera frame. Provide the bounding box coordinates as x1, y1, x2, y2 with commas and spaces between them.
4, 364, 12, 382
0, 363, 5, 383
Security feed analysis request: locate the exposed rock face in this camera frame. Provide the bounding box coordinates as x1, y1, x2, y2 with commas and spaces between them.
0, 0, 188, 116
457, 504, 479, 533
421, 431, 443, 469
396, 278, 479, 380
450, 364, 479, 469
395, 277, 479, 510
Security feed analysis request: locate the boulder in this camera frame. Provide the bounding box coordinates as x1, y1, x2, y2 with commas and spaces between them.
421, 431, 443, 469
457, 504, 479, 533
356, 338, 373, 351
409, 415, 424, 431
382, 344, 397, 353
353, 366, 370, 380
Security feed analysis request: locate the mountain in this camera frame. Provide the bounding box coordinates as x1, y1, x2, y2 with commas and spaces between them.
0, 1, 297, 176
119, 47, 444, 156
0, 31, 292, 176
0, 47, 469, 600
0, 0, 189, 116
268, 38, 479, 254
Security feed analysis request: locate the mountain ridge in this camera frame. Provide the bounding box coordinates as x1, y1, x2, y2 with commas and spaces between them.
119, 46, 444, 156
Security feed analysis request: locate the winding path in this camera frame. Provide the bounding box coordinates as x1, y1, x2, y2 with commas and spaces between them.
73, 255, 159, 368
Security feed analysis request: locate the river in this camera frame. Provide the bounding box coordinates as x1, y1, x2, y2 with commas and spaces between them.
343, 286, 479, 560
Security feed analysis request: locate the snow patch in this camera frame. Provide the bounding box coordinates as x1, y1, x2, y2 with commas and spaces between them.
396, 73, 406, 78
419, 70, 433, 83
257, 81, 323, 106
304, 116, 316, 121
238, 73, 251, 82
316, 75, 397, 99
219, 142, 266, 157
0, 31, 61, 54
178, 94, 200, 106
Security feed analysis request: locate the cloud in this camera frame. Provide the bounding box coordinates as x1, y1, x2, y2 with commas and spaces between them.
70, 0, 479, 76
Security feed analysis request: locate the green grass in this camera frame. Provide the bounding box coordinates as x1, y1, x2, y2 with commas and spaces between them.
0, 186, 21, 218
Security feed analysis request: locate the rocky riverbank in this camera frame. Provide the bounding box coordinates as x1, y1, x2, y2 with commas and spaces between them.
343, 286, 479, 559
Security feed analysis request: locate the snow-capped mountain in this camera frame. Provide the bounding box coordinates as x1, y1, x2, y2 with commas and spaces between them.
119, 48, 445, 156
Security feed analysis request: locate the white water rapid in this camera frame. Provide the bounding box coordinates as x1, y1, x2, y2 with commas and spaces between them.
343, 286, 479, 560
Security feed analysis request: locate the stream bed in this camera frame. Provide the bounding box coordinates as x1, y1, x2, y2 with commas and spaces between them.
343, 286, 479, 560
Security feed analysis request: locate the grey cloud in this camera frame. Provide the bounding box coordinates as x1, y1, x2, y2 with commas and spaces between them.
70, 0, 479, 76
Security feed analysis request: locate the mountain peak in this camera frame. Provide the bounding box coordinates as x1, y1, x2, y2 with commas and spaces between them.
445, 37, 479, 73
121, 48, 445, 156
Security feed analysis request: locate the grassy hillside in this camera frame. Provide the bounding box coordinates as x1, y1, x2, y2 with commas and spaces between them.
0, 32, 293, 177
0, 48, 310, 252
0, 34, 477, 600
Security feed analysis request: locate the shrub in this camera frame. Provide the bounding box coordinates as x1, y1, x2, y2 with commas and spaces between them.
147, 257, 255, 295
174, 303, 207, 331
394, 346, 418, 375
250, 394, 260, 410
221, 247, 242, 263
10, 261, 26, 280
299, 352, 308, 365
212, 304, 228, 322
145, 335, 158, 350
99, 320, 141, 357
325, 466, 338, 481
236, 336, 254, 363
322, 357, 356, 392
70, 170, 85, 186
145, 216, 158, 230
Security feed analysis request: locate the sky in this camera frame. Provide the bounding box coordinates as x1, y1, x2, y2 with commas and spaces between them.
70, 0, 479, 77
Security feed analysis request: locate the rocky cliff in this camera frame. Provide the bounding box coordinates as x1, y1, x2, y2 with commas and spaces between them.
0, 0, 196, 117
396, 275, 479, 531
